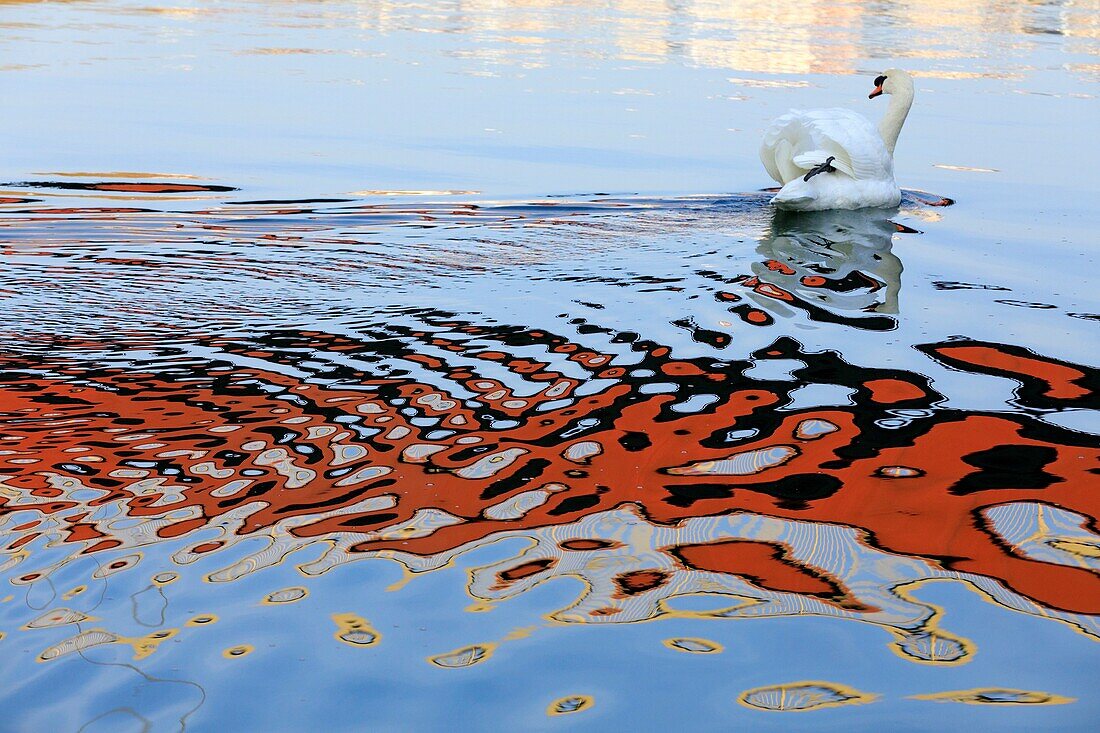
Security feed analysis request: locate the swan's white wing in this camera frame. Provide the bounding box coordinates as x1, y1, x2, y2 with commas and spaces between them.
760, 108, 891, 185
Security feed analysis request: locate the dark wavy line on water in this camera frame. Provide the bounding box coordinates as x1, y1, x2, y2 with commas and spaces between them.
4, 181, 238, 193
0, 181, 949, 220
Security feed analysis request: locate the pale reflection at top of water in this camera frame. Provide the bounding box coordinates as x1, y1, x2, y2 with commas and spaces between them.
2, 0, 1097, 78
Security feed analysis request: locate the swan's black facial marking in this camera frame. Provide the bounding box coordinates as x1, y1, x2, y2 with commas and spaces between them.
869, 75, 887, 98
803, 156, 837, 182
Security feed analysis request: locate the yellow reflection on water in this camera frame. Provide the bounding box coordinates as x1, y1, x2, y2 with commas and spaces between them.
37, 171, 210, 179
910, 688, 1076, 706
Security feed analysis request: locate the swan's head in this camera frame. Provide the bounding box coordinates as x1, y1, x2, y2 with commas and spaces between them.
869, 68, 913, 100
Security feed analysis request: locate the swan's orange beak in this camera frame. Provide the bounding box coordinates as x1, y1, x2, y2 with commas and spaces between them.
869, 85, 884, 99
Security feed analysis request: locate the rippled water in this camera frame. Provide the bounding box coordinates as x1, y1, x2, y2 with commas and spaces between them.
1, 2, 1099, 731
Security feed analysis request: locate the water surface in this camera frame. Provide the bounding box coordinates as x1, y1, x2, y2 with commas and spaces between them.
1, 2, 1098, 731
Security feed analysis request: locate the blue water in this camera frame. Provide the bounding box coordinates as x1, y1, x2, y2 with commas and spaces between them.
1, 2, 1098, 731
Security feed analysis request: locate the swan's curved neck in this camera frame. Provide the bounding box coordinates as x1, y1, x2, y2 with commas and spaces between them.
878, 88, 913, 155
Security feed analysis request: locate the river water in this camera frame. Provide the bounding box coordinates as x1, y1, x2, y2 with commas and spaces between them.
1, 1, 1098, 731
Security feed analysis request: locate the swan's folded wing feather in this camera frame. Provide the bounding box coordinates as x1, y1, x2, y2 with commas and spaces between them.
759, 116, 792, 184
760, 108, 890, 185
775, 141, 803, 183
797, 108, 891, 180
760, 110, 812, 184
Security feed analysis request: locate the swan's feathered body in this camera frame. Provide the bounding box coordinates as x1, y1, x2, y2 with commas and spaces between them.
759, 69, 914, 211
760, 108, 899, 211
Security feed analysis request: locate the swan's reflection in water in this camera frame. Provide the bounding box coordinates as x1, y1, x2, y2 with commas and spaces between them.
746, 207, 903, 329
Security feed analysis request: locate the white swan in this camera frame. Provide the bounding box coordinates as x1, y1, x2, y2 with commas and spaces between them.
760, 69, 914, 211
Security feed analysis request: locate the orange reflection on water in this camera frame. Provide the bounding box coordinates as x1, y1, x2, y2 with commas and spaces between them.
1, 313, 1097, 669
